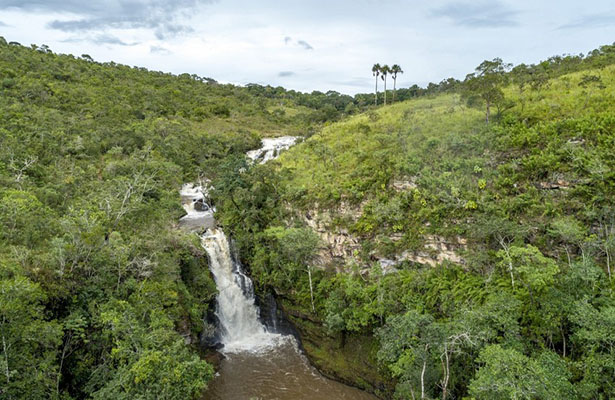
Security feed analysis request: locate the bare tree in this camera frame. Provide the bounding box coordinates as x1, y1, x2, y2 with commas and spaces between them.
8, 155, 38, 186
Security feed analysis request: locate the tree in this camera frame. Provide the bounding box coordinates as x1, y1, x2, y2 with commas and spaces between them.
571, 301, 615, 398
0, 276, 62, 399
380, 65, 390, 105
261, 227, 320, 312
496, 245, 559, 295
372, 63, 382, 106
549, 216, 589, 266
378, 308, 486, 400
0, 189, 55, 247
377, 310, 437, 399
390, 64, 403, 103
469, 345, 574, 400
594, 208, 615, 281
464, 58, 512, 123
91, 291, 214, 399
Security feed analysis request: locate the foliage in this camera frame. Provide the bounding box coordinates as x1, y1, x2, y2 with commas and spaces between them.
3, 36, 615, 400
463, 58, 512, 123
0, 276, 62, 399
469, 345, 574, 400
0, 38, 338, 399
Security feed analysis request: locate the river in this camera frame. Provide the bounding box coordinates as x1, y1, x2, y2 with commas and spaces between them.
204, 337, 376, 400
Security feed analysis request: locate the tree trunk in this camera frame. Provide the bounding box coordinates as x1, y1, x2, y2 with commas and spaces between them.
421, 344, 429, 399
421, 356, 427, 399
602, 222, 612, 280
508, 254, 515, 289
384, 77, 388, 105
561, 326, 566, 358
57, 336, 70, 395
307, 266, 315, 313
393, 77, 397, 103
2, 333, 9, 383
441, 345, 450, 400
497, 236, 514, 289
375, 76, 379, 106
606, 247, 611, 280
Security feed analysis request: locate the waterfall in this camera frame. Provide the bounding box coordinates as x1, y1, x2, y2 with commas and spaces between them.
183, 137, 303, 352
201, 228, 281, 353
246, 136, 299, 164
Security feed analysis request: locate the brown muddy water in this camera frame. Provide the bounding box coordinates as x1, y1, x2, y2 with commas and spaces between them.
203, 337, 377, 400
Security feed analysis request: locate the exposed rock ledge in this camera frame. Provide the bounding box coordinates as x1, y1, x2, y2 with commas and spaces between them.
382, 235, 467, 269
303, 204, 466, 271
304, 204, 363, 271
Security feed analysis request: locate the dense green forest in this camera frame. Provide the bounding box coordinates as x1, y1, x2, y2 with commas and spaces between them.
0, 37, 337, 399
2, 34, 615, 400
212, 44, 615, 399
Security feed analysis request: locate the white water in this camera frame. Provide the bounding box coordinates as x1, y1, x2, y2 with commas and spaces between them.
179, 183, 215, 231
246, 136, 299, 164
201, 228, 283, 353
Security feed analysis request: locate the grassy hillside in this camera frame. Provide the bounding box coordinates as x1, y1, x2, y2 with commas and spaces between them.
215, 52, 615, 399
280, 64, 615, 259
0, 38, 335, 400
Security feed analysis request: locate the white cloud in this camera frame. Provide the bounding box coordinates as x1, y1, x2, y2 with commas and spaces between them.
1, 0, 614, 94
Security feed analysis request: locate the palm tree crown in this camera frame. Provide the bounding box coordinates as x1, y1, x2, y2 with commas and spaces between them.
390, 64, 404, 103
380, 65, 390, 105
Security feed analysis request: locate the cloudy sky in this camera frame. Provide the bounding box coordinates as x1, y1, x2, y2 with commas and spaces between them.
1, 0, 614, 94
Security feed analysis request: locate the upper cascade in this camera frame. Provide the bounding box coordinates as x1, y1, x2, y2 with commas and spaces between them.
179, 182, 216, 231
246, 136, 299, 164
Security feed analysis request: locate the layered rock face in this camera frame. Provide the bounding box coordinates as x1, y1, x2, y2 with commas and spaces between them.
302, 202, 467, 272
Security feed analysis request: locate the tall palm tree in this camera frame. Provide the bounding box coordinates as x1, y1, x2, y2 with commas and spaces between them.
372, 63, 381, 105
380, 64, 390, 105
390, 64, 403, 103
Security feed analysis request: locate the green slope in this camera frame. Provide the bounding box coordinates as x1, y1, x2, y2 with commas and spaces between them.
279, 65, 615, 256
216, 57, 615, 399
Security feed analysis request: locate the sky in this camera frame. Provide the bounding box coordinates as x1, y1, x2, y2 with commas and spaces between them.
0, 0, 614, 94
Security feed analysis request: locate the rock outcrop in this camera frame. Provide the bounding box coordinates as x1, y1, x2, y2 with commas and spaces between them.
304, 204, 363, 270
303, 203, 466, 271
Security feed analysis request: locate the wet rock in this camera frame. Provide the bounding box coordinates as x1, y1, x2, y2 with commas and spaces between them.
194, 198, 210, 212
257, 292, 304, 345
179, 183, 216, 232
